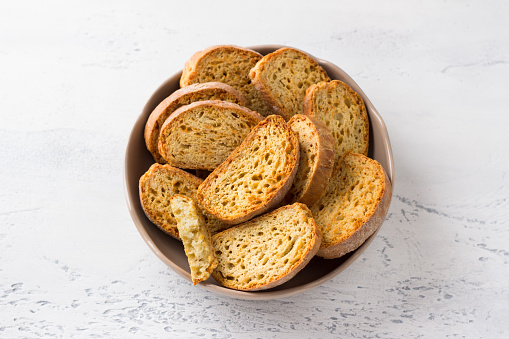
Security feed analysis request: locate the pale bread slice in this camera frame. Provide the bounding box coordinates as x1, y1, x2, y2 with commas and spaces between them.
169, 195, 218, 285
211, 203, 321, 291
144, 82, 248, 163
285, 114, 335, 206
304, 80, 369, 167
249, 47, 330, 120
180, 45, 273, 116
158, 100, 263, 171
139, 164, 228, 239
196, 115, 299, 225
310, 152, 392, 259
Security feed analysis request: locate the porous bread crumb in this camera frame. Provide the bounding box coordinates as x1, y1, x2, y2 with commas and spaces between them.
304, 80, 369, 167
158, 100, 263, 171
250, 47, 330, 120
180, 45, 273, 116
170, 195, 218, 285
310, 152, 390, 258
196, 115, 299, 224
211, 203, 321, 291
145, 82, 247, 163
139, 164, 228, 239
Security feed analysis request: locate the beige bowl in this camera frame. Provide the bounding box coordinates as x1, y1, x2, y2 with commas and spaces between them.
124, 45, 394, 300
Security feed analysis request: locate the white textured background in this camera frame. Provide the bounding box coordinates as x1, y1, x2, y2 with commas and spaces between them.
1, 0, 508, 338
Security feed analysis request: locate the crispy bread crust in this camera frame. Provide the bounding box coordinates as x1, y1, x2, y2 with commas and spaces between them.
196, 115, 300, 224
286, 114, 335, 206
211, 203, 322, 291
315, 153, 392, 259
139, 164, 228, 239
303, 80, 369, 162
144, 82, 248, 163
179, 45, 273, 116
158, 100, 264, 170
139, 164, 203, 239
249, 47, 330, 120
180, 45, 263, 87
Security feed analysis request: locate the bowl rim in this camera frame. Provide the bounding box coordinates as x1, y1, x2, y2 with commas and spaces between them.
124, 44, 394, 300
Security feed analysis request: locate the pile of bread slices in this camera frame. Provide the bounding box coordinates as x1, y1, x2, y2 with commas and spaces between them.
139, 45, 392, 291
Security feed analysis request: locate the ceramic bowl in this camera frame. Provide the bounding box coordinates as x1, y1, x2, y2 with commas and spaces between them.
124, 45, 394, 300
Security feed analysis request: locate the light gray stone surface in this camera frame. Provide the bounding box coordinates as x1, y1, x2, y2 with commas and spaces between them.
1, 1, 507, 337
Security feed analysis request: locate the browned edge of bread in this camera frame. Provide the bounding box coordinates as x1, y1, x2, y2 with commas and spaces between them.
138, 163, 228, 239
179, 45, 273, 116
315, 153, 392, 259
249, 47, 330, 120
157, 100, 264, 170
285, 114, 336, 206
180, 45, 263, 87
211, 203, 322, 291
144, 82, 248, 163
196, 115, 300, 225
303, 80, 369, 165
139, 164, 202, 239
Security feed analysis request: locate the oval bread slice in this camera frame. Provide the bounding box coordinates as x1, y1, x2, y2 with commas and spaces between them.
180, 45, 273, 116
158, 100, 264, 171
310, 152, 392, 259
249, 47, 330, 120
139, 163, 228, 239
285, 114, 335, 206
169, 194, 218, 285
196, 115, 300, 224
211, 203, 322, 291
304, 80, 369, 167
144, 82, 248, 163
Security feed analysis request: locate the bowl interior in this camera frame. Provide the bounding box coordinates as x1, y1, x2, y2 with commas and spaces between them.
124, 45, 394, 300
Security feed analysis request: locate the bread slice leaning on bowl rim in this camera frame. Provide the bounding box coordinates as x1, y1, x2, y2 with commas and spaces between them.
211, 202, 322, 291
310, 152, 393, 259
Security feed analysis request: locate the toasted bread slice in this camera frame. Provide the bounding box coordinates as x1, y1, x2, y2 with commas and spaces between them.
304, 80, 369, 166
310, 152, 392, 259
211, 203, 321, 291
249, 47, 330, 120
180, 45, 273, 116
196, 115, 299, 224
139, 164, 228, 239
169, 195, 218, 285
144, 82, 248, 163
285, 114, 335, 206
158, 100, 263, 171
